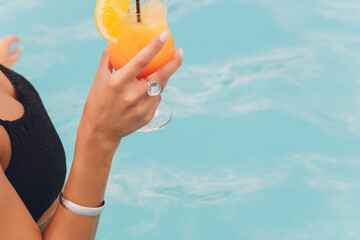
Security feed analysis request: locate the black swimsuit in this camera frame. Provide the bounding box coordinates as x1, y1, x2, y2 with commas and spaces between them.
0, 64, 67, 222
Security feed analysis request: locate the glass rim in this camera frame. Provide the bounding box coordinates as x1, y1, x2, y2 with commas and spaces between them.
116, 0, 169, 16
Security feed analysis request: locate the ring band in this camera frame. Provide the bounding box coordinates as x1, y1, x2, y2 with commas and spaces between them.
59, 192, 105, 216
146, 80, 162, 96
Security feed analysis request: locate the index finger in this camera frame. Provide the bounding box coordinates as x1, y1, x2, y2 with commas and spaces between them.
147, 48, 183, 91
3, 34, 21, 45
113, 30, 169, 81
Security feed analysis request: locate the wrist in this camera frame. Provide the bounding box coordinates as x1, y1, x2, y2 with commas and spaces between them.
63, 120, 121, 207
77, 117, 121, 153
75, 118, 121, 168
64, 147, 113, 208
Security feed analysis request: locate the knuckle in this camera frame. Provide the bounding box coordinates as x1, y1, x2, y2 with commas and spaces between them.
122, 95, 133, 106
107, 79, 118, 90
154, 40, 164, 50
155, 71, 167, 82
122, 93, 137, 107
133, 57, 147, 68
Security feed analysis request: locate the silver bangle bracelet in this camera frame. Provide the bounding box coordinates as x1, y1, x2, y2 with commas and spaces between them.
59, 192, 105, 216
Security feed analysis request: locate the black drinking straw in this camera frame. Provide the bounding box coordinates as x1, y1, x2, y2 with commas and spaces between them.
136, 0, 141, 22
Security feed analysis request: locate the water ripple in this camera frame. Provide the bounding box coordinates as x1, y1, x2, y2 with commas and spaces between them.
106, 165, 289, 207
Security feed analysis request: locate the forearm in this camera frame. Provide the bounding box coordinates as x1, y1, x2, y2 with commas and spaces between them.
43, 122, 120, 240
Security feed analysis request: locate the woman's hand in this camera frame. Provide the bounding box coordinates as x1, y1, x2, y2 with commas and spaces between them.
0, 35, 22, 68
78, 31, 183, 149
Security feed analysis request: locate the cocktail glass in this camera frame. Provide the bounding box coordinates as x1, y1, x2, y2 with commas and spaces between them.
109, 0, 175, 132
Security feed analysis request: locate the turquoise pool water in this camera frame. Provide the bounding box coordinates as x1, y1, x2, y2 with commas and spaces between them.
2, 0, 360, 239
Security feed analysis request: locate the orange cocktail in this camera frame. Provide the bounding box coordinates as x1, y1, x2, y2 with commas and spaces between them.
95, 0, 175, 132
109, 0, 175, 79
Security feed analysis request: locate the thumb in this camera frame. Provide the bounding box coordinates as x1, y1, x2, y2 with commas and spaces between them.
98, 46, 112, 74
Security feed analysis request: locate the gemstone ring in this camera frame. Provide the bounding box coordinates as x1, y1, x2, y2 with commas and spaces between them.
146, 79, 162, 96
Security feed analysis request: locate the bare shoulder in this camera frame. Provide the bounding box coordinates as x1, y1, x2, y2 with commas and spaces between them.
0, 70, 15, 96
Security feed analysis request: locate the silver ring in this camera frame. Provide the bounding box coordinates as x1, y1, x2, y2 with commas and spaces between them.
146, 79, 162, 96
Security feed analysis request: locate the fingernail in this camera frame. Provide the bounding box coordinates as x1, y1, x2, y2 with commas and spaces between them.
159, 31, 169, 43
179, 48, 183, 57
